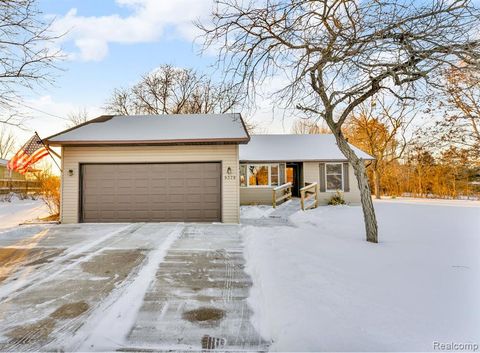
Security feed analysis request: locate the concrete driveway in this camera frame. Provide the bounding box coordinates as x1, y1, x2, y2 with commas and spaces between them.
0, 223, 268, 352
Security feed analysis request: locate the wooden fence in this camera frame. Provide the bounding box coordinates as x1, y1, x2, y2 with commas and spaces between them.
300, 182, 319, 211
0, 179, 41, 195
272, 182, 293, 208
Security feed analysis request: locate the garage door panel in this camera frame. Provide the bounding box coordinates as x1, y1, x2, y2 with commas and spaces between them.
149, 189, 169, 196
168, 210, 186, 219
206, 208, 220, 215
117, 179, 132, 187
150, 179, 167, 187
168, 179, 186, 188
186, 179, 202, 187
186, 194, 202, 203
81, 163, 221, 222
185, 210, 202, 218
132, 188, 149, 195
203, 194, 219, 203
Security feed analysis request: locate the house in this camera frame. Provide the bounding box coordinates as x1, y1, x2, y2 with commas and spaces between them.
44, 114, 372, 224
239, 134, 373, 205
0, 158, 37, 195
45, 114, 249, 224
1, 159, 18, 179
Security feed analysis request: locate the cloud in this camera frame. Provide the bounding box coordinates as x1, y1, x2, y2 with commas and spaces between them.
51, 0, 212, 61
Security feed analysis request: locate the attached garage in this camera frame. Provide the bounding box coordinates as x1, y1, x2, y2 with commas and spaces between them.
44, 114, 249, 224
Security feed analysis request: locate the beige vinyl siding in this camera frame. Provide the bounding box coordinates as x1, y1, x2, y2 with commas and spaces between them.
240, 187, 273, 205
303, 161, 361, 204
61, 144, 239, 223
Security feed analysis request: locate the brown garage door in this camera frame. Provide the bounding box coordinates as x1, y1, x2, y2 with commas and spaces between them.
81, 163, 221, 222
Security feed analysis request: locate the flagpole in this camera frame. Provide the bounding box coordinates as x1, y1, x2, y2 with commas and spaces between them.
35, 131, 62, 172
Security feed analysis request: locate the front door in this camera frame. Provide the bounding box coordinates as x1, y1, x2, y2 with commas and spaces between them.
286, 163, 301, 197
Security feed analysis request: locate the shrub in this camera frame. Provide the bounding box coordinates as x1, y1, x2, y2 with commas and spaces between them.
36, 171, 60, 215
328, 191, 346, 205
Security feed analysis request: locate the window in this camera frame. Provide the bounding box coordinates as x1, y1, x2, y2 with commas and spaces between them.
248, 165, 269, 186
239, 165, 247, 187
326, 163, 343, 191
240, 163, 282, 187
271, 165, 279, 186
279, 163, 286, 185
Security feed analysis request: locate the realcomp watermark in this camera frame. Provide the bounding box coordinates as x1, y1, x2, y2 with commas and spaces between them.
433, 341, 479, 351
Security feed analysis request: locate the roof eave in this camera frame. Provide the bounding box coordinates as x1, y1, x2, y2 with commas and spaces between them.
45, 136, 250, 147
239, 157, 375, 162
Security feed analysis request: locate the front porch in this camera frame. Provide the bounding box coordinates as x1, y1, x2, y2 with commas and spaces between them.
240, 162, 304, 205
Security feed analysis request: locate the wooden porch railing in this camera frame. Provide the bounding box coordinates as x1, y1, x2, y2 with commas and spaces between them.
300, 182, 319, 211
272, 182, 292, 208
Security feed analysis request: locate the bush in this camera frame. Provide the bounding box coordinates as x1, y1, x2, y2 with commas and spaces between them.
328, 191, 346, 205
36, 171, 60, 215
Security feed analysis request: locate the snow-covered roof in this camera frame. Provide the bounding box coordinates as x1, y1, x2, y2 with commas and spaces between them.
45, 114, 250, 145
239, 134, 374, 161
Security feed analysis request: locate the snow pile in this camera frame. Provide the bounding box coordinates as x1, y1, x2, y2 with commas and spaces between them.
240, 205, 275, 219
0, 196, 50, 229
242, 199, 480, 351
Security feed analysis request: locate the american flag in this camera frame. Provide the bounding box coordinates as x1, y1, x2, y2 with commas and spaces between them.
7, 134, 49, 174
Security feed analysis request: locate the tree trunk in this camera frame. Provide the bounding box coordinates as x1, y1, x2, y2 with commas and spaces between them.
373, 169, 381, 200
353, 160, 378, 243
333, 131, 379, 243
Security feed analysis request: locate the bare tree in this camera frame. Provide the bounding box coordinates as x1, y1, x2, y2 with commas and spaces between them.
291, 118, 331, 134
345, 97, 414, 199
199, 0, 480, 243
424, 67, 480, 160
105, 65, 243, 115
0, 0, 62, 126
66, 107, 90, 127
0, 126, 16, 159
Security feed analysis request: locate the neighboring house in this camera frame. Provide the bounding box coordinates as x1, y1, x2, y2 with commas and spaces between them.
1, 159, 20, 179
239, 134, 373, 205
44, 114, 373, 224
0, 159, 8, 179
0, 158, 38, 195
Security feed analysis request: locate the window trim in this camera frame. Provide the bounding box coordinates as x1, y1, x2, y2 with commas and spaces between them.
240, 163, 280, 188
325, 162, 344, 192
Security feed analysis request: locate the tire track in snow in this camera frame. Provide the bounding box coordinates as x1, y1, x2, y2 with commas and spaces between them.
64, 224, 184, 352
0, 232, 149, 352
0, 224, 139, 302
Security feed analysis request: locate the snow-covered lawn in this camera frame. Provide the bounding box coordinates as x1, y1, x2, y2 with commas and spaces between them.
242, 198, 480, 351
1, 197, 478, 351
0, 196, 50, 230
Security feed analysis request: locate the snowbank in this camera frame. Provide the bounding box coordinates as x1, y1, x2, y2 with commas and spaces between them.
0, 196, 50, 230
242, 199, 480, 351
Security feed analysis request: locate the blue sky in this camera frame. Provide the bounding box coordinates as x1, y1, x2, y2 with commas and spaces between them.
38, 0, 212, 103
15, 0, 282, 142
